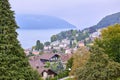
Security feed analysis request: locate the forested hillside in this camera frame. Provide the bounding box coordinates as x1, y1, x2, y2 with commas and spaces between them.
84, 12, 120, 33
51, 12, 120, 42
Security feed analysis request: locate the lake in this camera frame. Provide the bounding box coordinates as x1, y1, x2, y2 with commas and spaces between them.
17, 29, 73, 49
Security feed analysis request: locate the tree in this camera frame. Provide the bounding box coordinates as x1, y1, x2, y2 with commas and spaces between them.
66, 57, 73, 70
0, 0, 41, 79
76, 46, 120, 80
51, 35, 57, 42
70, 47, 90, 75
35, 40, 41, 51
94, 24, 120, 63
44, 41, 50, 46
35, 40, 44, 51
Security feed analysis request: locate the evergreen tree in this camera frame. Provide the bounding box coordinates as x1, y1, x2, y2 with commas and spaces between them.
0, 0, 41, 79
35, 40, 44, 51
35, 40, 41, 51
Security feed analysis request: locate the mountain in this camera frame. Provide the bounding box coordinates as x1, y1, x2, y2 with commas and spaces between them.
51, 12, 120, 42
84, 12, 120, 33
15, 15, 76, 29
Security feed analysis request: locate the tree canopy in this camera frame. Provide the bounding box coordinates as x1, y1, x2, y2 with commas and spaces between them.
70, 47, 90, 75
94, 24, 120, 63
76, 46, 120, 80
35, 40, 44, 51
0, 0, 41, 79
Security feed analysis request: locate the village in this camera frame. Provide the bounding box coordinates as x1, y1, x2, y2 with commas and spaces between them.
24, 28, 102, 79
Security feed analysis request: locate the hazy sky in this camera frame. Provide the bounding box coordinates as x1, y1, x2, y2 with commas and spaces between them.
9, 0, 120, 29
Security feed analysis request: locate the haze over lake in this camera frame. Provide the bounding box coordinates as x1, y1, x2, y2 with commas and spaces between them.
17, 29, 74, 49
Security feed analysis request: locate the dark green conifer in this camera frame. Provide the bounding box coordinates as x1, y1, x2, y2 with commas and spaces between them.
0, 0, 41, 79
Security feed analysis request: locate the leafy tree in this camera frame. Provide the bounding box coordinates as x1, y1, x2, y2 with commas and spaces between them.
66, 57, 73, 70
50, 61, 64, 74
70, 47, 90, 75
51, 35, 57, 42
35, 40, 44, 51
0, 0, 41, 80
52, 49, 58, 53
44, 41, 50, 46
76, 46, 120, 80
69, 40, 73, 48
94, 24, 120, 63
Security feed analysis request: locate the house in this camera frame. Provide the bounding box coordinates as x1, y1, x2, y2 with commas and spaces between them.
50, 41, 59, 46
59, 43, 67, 48
41, 69, 57, 79
29, 53, 60, 79
44, 46, 51, 50
39, 53, 60, 63
24, 50, 30, 56
89, 29, 102, 41
60, 54, 72, 69
32, 51, 40, 55
65, 48, 72, 54
78, 41, 85, 47
61, 39, 70, 44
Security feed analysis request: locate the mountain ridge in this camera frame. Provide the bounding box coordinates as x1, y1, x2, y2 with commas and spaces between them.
15, 15, 76, 29
83, 12, 120, 33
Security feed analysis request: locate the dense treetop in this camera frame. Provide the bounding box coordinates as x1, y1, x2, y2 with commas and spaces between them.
0, 0, 41, 79
94, 24, 120, 63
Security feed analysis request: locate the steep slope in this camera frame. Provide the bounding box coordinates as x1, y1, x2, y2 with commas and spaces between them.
84, 12, 120, 33
15, 15, 76, 29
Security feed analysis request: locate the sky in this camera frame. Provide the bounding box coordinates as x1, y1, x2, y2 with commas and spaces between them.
9, 0, 120, 29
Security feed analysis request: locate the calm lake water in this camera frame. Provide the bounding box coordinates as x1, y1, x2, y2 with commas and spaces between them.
17, 29, 73, 49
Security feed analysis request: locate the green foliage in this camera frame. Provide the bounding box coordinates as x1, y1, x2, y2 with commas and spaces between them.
44, 62, 50, 68
52, 49, 58, 53
44, 41, 50, 46
65, 78, 73, 80
50, 61, 64, 74
70, 47, 90, 75
50, 59, 73, 80
94, 24, 120, 63
0, 0, 41, 79
35, 40, 44, 51
52, 70, 69, 80
51, 35, 57, 42
76, 32, 89, 41
66, 57, 73, 70
76, 46, 120, 80
50, 29, 89, 42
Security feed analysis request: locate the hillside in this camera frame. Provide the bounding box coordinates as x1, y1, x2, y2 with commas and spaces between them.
15, 15, 76, 29
84, 12, 120, 33
51, 12, 120, 42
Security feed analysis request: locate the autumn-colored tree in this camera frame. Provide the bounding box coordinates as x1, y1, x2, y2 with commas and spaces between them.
70, 47, 90, 75
94, 24, 120, 63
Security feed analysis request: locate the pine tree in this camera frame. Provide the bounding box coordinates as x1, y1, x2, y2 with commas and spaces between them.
0, 0, 41, 79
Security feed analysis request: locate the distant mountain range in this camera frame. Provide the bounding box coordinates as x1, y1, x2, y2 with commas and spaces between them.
15, 15, 76, 29
84, 12, 120, 33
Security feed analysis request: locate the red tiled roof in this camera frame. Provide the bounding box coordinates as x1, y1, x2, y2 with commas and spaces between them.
29, 53, 60, 74
60, 54, 72, 62
39, 53, 60, 60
